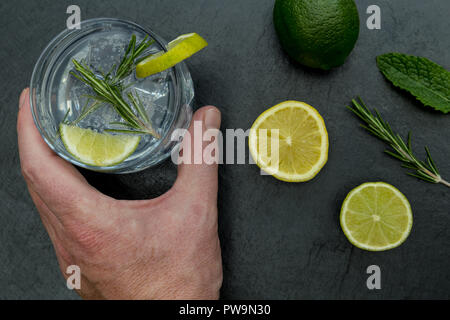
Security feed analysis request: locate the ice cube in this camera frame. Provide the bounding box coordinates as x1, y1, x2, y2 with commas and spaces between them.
86, 35, 128, 74
132, 70, 169, 100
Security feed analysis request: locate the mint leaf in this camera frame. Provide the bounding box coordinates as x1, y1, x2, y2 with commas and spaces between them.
377, 53, 450, 114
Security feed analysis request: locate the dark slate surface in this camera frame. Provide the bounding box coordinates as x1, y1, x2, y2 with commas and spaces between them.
0, 0, 449, 299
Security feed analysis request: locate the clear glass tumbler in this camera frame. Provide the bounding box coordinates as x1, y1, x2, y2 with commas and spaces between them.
30, 18, 193, 173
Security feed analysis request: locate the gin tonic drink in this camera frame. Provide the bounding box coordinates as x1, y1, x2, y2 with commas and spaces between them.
30, 18, 194, 173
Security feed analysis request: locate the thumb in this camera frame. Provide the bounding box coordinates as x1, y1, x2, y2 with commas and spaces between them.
173, 106, 221, 201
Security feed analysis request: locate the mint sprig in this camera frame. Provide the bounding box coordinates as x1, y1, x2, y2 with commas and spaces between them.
377, 53, 450, 114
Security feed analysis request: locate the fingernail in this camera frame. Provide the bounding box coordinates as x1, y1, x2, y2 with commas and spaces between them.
204, 108, 221, 129
19, 88, 28, 109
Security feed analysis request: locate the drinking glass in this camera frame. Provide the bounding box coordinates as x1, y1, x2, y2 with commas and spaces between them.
30, 18, 194, 173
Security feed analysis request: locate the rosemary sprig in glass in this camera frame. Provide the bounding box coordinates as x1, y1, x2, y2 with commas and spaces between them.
68, 35, 160, 138
348, 98, 450, 188
112, 34, 154, 84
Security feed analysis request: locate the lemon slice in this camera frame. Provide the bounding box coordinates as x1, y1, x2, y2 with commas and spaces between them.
340, 182, 413, 251
136, 33, 208, 78
60, 124, 141, 167
249, 101, 329, 182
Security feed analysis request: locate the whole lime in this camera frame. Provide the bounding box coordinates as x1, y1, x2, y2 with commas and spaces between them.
274, 0, 360, 70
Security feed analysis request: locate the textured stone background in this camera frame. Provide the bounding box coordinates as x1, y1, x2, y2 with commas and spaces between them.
0, 0, 449, 299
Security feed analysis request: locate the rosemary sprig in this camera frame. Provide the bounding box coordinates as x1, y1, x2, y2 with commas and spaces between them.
68, 35, 160, 138
347, 98, 450, 188
71, 60, 159, 138
70, 98, 103, 126
61, 107, 71, 125
113, 35, 154, 84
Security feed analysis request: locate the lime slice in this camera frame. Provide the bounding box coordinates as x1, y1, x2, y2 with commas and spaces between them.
340, 182, 413, 251
248, 101, 329, 182
60, 124, 141, 167
136, 33, 208, 78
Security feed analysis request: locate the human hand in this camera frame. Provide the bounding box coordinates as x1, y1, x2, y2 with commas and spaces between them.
17, 88, 223, 300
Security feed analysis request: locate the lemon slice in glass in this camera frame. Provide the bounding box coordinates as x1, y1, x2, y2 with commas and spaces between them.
136, 33, 208, 78
60, 124, 141, 167
249, 101, 329, 182
340, 182, 413, 251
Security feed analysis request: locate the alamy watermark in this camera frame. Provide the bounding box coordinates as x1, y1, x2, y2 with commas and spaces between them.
170, 121, 280, 175
67, 4, 381, 31
366, 265, 381, 290
367, 5, 381, 30
66, 5, 81, 30
63, 3, 382, 175
66, 265, 81, 290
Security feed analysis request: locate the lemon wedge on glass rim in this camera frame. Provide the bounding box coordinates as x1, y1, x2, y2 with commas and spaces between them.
249, 101, 329, 182
60, 124, 141, 167
136, 33, 208, 78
